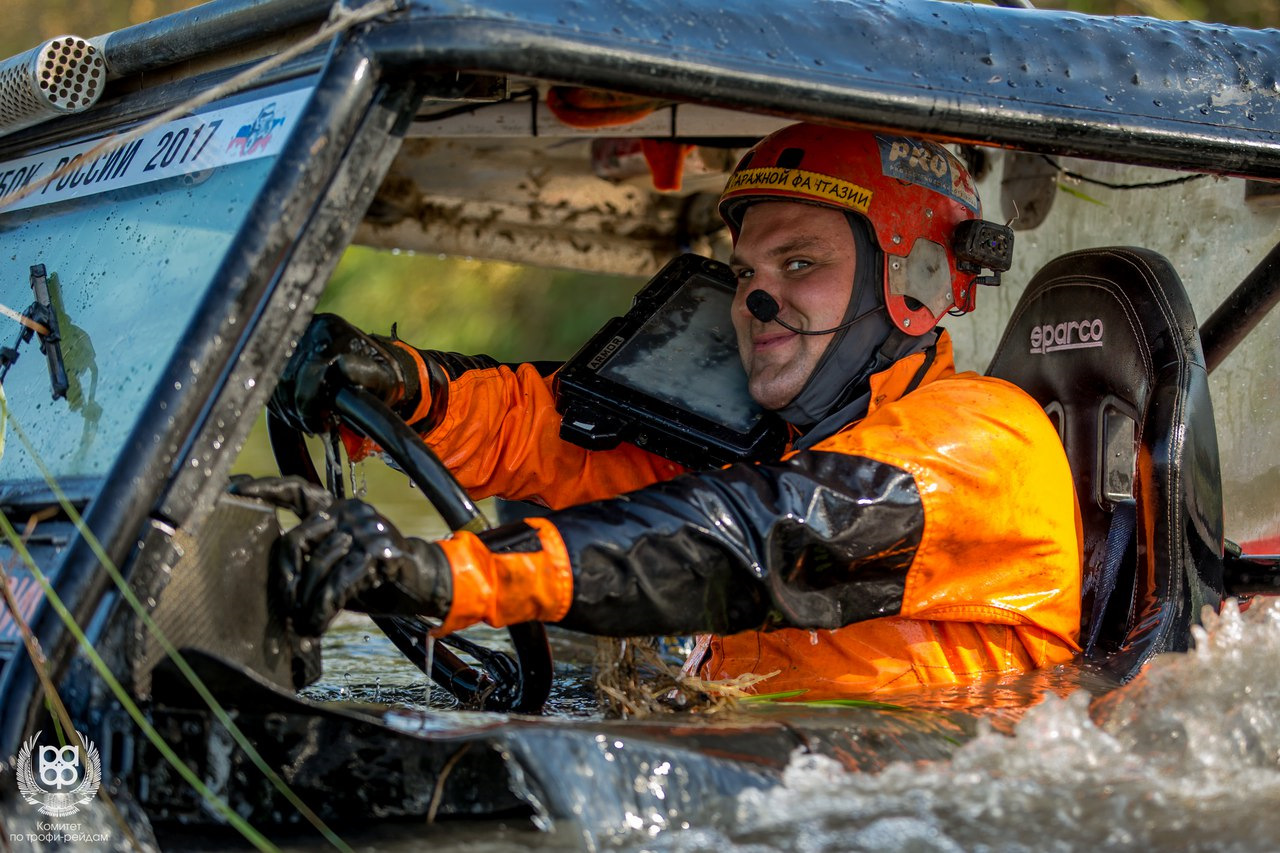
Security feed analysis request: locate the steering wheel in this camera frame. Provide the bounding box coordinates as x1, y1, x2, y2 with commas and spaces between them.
267, 386, 553, 713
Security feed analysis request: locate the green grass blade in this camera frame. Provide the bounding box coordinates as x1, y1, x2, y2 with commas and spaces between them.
0, 514, 279, 852
6, 415, 351, 852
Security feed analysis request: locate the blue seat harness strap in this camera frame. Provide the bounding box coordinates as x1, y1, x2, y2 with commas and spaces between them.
1084, 501, 1136, 656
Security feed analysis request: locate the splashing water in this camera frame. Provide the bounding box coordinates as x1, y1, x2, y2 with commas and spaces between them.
289, 600, 1280, 853
708, 598, 1280, 853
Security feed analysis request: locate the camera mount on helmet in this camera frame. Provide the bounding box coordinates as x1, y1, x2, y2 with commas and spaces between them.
952, 219, 1015, 287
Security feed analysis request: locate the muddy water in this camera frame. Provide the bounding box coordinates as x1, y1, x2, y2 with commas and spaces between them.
286, 597, 1280, 853
716, 602, 1280, 852
301, 615, 603, 718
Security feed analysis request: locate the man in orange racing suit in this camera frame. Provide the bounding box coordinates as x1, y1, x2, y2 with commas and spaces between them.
247, 124, 1083, 698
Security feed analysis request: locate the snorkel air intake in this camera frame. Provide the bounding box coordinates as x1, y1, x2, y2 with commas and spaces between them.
0, 36, 106, 138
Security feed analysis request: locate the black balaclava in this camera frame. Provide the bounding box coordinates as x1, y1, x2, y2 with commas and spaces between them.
774, 212, 936, 447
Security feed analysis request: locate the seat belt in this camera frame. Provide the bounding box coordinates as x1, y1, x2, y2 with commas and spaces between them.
1084, 500, 1136, 656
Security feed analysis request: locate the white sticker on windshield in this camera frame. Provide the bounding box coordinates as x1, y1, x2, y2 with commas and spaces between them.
0, 87, 312, 215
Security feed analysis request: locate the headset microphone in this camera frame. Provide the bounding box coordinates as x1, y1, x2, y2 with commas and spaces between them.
745, 290, 859, 336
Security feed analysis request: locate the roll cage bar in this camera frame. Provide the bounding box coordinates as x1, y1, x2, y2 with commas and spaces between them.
22, 0, 1280, 179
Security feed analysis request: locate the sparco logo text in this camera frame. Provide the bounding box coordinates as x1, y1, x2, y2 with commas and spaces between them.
1029, 319, 1104, 354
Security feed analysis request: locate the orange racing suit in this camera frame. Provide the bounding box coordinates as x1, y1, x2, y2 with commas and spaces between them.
374, 330, 1082, 697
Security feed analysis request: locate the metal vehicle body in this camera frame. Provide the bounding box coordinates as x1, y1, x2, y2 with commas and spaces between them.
0, 0, 1277, 845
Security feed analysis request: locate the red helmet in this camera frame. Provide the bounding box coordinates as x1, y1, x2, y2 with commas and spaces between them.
719, 124, 990, 335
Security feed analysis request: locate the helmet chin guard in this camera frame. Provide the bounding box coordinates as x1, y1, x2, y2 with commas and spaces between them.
719, 124, 1011, 335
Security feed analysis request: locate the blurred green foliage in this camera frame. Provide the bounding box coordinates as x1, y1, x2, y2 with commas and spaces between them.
1054, 0, 1278, 25
3, 0, 199, 59
319, 248, 639, 362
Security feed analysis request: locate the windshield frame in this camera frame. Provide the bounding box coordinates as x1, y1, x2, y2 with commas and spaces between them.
0, 32, 417, 752
0, 48, 332, 508
0, 85, 311, 501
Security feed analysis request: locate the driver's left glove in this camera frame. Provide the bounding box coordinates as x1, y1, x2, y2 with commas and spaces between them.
270, 313, 431, 435
233, 476, 452, 636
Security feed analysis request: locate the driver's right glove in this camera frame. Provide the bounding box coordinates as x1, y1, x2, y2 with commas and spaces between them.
270, 313, 433, 435
236, 475, 575, 637
234, 476, 453, 636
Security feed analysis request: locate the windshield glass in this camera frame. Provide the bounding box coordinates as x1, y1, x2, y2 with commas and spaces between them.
0, 81, 313, 486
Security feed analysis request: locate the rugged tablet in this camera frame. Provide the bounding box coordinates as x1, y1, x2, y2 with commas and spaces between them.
555, 253, 788, 470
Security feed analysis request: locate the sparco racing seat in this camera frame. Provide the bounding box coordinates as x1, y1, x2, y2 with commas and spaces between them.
987, 246, 1224, 679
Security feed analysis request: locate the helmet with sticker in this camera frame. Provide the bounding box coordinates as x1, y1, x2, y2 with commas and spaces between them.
719, 123, 986, 335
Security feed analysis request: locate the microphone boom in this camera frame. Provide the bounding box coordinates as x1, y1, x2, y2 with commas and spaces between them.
745, 290, 858, 336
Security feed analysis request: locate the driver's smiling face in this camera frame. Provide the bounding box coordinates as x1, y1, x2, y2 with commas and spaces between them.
729, 202, 858, 411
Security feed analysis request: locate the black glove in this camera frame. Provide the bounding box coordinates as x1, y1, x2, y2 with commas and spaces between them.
270, 313, 425, 435
233, 476, 452, 636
